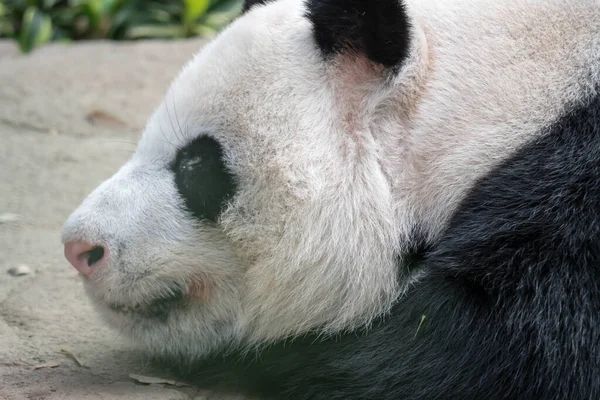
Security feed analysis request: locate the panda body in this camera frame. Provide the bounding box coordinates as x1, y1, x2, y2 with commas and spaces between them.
61, 0, 600, 398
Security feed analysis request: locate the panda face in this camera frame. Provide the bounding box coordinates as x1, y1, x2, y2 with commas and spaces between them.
61, 0, 600, 361
61, 0, 417, 358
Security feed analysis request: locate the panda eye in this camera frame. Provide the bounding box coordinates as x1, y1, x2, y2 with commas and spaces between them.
172, 136, 237, 223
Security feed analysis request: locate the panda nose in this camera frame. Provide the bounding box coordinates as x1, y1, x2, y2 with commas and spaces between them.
64, 240, 108, 277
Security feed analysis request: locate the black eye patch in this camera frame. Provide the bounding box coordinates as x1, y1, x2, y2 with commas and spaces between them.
172, 136, 237, 223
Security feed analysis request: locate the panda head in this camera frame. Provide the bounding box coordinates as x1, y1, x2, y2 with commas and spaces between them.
61, 0, 593, 361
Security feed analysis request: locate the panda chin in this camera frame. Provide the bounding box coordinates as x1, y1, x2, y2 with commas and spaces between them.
86, 278, 193, 323
105, 287, 188, 321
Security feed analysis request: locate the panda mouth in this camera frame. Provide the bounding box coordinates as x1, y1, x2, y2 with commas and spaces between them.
106, 286, 187, 320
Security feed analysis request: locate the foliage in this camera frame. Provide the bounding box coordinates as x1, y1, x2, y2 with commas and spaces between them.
0, 0, 244, 52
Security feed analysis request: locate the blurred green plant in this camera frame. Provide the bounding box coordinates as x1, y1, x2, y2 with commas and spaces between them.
0, 0, 244, 53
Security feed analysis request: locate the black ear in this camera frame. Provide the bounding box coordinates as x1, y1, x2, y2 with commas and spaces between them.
242, 0, 273, 13
306, 0, 411, 68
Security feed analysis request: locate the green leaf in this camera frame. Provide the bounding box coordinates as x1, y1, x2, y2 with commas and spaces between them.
150, 9, 173, 23
18, 6, 53, 52
183, 0, 210, 24
47, 7, 80, 27
209, 0, 244, 14
42, 0, 62, 9
84, 0, 104, 29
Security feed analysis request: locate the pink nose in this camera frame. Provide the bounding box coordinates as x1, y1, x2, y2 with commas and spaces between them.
64, 240, 108, 277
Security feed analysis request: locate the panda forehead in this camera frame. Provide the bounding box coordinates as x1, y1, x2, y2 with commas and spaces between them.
134, 0, 320, 164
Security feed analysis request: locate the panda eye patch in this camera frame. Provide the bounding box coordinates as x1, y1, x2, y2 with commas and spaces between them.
172, 136, 237, 223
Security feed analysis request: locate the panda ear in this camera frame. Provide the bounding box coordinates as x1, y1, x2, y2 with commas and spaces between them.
242, 0, 273, 13
306, 0, 411, 69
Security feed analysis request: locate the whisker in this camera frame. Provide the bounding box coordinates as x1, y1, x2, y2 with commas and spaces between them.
159, 116, 177, 150
171, 87, 187, 142
164, 89, 183, 145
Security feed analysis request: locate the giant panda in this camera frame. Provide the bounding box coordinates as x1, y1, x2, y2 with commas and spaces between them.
61, 0, 600, 398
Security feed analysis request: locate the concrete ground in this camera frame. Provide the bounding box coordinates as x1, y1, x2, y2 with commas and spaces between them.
0, 39, 243, 400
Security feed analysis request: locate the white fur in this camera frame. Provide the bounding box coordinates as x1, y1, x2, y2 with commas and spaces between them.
62, 0, 600, 359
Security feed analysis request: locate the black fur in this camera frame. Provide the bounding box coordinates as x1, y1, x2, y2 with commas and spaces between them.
172, 136, 237, 223
306, 0, 411, 68
161, 90, 600, 399
242, 0, 273, 13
